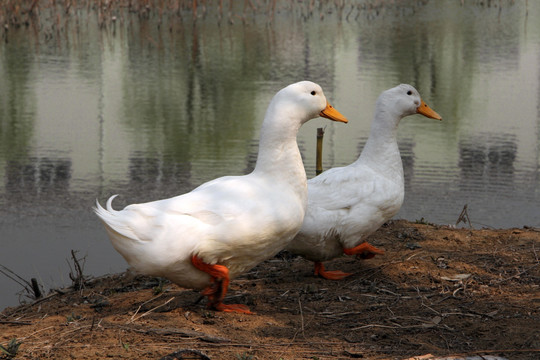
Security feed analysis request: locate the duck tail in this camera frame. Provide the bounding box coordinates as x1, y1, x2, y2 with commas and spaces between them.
94, 196, 149, 267
94, 194, 119, 218
94, 195, 135, 239
105, 194, 119, 213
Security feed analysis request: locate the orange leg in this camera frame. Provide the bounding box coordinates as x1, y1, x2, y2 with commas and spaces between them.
191, 255, 253, 314
313, 261, 352, 280
343, 242, 384, 259
313, 243, 384, 280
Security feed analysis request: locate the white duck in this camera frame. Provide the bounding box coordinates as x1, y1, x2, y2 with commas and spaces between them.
286, 84, 441, 280
94, 81, 348, 313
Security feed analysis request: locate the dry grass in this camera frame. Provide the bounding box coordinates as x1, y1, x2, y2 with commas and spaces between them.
1, 220, 539, 359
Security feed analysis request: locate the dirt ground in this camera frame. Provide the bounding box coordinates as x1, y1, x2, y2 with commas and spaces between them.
1, 220, 539, 360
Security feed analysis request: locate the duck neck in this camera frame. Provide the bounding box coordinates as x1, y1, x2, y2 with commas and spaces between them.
253, 107, 307, 195
356, 108, 403, 181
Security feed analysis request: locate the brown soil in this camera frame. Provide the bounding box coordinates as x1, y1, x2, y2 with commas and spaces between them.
1, 220, 539, 360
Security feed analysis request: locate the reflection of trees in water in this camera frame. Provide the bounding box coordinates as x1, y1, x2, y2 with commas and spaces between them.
0, 32, 36, 163
5, 157, 71, 198
127, 154, 192, 195
458, 136, 516, 191
537, 60, 540, 188
117, 7, 344, 188
0, 0, 530, 202
356, 0, 521, 135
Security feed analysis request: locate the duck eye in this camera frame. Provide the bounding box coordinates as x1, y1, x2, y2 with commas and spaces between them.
407, 90, 412, 96
311, 91, 316, 96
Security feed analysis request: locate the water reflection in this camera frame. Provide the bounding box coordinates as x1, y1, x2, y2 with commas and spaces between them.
128, 154, 193, 194
0, 40, 36, 163
6, 158, 71, 198
459, 136, 517, 191
0, 0, 539, 310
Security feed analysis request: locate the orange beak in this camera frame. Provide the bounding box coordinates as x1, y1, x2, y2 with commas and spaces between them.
417, 99, 442, 120
319, 103, 348, 123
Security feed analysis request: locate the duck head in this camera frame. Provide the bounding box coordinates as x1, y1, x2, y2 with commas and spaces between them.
273, 81, 348, 125
383, 84, 442, 121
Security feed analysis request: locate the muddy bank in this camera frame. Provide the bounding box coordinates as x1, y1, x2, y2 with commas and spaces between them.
1, 220, 539, 359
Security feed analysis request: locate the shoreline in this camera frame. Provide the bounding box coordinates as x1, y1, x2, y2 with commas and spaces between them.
2, 220, 538, 359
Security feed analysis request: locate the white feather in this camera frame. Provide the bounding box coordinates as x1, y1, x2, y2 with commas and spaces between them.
94, 81, 347, 290
287, 84, 441, 262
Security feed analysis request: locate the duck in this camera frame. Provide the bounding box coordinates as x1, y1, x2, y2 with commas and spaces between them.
285, 84, 442, 280
94, 81, 348, 314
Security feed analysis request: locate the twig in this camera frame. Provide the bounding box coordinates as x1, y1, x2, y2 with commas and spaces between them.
128, 297, 175, 323
523, 225, 540, 232
350, 323, 404, 330
108, 323, 230, 343
160, 349, 211, 360
421, 302, 441, 316
31, 289, 62, 305
440, 312, 482, 318
316, 127, 324, 175
377, 287, 402, 297
31, 278, 42, 299
0, 320, 32, 325
456, 204, 472, 228
0, 264, 33, 294
351, 321, 449, 331
129, 291, 168, 322
492, 263, 539, 284
298, 298, 305, 335
67, 250, 88, 290
13, 325, 57, 343
406, 251, 425, 261
319, 311, 364, 318
429, 348, 540, 358
277, 295, 315, 359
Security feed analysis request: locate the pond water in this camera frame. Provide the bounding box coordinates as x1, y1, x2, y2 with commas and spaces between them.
1, 0, 539, 309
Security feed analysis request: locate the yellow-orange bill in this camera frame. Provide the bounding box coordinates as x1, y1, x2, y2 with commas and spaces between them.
319, 103, 348, 123
417, 99, 442, 120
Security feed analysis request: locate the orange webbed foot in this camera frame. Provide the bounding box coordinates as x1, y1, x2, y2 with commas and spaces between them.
343, 242, 384, 259
191, 255, 254, 315
211, 302, 254, 315
314, 261, 352, 280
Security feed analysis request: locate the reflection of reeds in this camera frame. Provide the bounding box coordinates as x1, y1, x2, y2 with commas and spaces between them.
1, 1, 516, 44
0, 0, 439, 31
316, 127, 324, 176
1, 0, 267, 31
